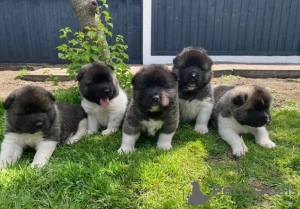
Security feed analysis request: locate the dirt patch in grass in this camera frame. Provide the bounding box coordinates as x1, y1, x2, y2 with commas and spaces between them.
0, 71, 299, 109
0, 71, 76, 100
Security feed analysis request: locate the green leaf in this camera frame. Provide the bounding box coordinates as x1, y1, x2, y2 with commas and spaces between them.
69, 39, 78, 46
57, 53, 64, 59
103, 11, 109, 17
56, 44, 67, 51
59, 34, 66, 39
66, 27, 72, 33
91, 54, 100, 61
84, 26, 91, 31
123, 54, 129, 60
107, 31, 112, 37
91, 46, 99, 52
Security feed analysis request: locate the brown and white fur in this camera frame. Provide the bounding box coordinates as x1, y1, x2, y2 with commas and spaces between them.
212, 85, 276, 157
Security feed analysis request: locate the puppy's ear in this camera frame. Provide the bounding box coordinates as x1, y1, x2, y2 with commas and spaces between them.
173, 56, 179, 65
108, 64, 114, 71
203, 60, 213, 71
233, 94, 248, 106
171, 72, 179, 81
76, 66, 88, 81
131, 74, 138, 86
76, 71, 85, 82
3, 95, 15, 110
47, 92, 56, 102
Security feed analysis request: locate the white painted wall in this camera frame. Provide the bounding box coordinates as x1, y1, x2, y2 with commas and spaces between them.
142, 0, 300, 65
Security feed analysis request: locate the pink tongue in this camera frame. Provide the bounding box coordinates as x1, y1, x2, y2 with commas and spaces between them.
100, 98, 110, 108
189, 82, 196, 87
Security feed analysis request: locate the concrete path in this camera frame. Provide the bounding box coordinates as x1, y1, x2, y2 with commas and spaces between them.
22, 63, 300, 81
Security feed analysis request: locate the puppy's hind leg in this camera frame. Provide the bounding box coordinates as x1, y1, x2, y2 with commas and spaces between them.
66, 119, 88, 145
0, 138, 23, 169
31, 141, 58, 168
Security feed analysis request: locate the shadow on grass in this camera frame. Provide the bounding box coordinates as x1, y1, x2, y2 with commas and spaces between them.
0, 101, 299, 208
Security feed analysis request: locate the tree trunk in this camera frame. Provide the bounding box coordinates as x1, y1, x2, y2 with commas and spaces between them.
71, 0, 99, 29
70, 0, 110, 57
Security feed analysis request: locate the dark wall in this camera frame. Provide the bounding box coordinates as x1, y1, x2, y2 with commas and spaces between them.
152, 0, 300, 56
0, 0, 142, 64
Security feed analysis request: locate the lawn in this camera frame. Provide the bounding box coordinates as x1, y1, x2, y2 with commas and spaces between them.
0, 87, 299, 208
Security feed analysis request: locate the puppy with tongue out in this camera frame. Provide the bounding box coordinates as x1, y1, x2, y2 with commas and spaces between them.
77, 62, 128, 136
172, 46, 214, 134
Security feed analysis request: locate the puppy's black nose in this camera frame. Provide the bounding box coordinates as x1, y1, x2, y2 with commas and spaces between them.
152, 95, 160, 102
190, 72, 197, 78
261, 116, 271, 125
266, 117, 271, 125
103, 89, 110, 95
35, 122, 44, 129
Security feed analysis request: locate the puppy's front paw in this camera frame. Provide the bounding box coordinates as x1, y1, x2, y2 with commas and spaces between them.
102, 128, 117, 136
257, 139, 276, 148
194, 125, 209, 134
87, 129, 97, 135
30, 161, 46, 168
232, 145, 248, 157
66, 137, 79, 145
157, 142, 172, 151
118, 147, 135, 154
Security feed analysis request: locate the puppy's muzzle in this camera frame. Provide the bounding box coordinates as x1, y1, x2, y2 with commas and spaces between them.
102, 88, 110, 95
265, 116, 271, 125
152, 95, 160, 102
190, 72, 197, 78
35, 121, 44, 129
256, 116, 271, 127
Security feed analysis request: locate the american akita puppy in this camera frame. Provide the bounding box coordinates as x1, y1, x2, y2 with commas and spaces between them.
172, 46, 214, 134
212, 85, 276, 157
0, 86, 87, 168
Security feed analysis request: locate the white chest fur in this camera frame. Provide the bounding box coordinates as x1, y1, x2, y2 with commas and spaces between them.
4, 132, 44, 149
81, 88, 128, 127
179, 98, 212, 121
218, 115, 256, 134
140, 119, 164, 136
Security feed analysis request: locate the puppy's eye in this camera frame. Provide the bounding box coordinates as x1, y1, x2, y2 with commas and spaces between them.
18, 110, 30, 116
142, 84, 150, 89
161, 84, 169, 89
43, 108, 51, 113
87, 82, 94, 86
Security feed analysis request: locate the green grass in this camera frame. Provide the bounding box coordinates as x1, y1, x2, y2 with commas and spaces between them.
0, 89, 299, 208
213, 75, 242, 83
15, 69, 29, 79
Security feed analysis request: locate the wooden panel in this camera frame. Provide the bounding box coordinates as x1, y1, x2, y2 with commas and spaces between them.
0, 0, 142, 63
152, 0, 300, 55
